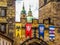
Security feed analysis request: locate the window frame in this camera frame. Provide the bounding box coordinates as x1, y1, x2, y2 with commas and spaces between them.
0, 7, 7, 17
0, 23, 6, 33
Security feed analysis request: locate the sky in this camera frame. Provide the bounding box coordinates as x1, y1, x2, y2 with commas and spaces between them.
15, 0, 39, 22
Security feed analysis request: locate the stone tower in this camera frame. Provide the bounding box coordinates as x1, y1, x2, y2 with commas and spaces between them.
28, 5, 32, 16
27, 5, 33, 23
20, 3, 26, 27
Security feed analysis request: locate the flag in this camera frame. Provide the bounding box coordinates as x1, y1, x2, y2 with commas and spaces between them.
38, 24, 44, 39
16, 29, 21, 38
25, 23, 32, 38
49, 25, 55, 41
15, 23, 22, 38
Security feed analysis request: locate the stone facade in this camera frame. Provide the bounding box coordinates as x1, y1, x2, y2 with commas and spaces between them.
0, 33, 13, 45
0, 0, 15, 38
39, 0, 60, 45
39, 0, 60, 27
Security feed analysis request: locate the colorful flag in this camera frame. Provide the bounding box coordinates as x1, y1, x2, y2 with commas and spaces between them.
49, 25, 55, 41
15, 23, 22, 38
16, 28, 21, 38
25, 23, 32, 38
38, 24, 45, 39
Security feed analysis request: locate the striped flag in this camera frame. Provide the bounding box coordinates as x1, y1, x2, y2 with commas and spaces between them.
49, 25, 55, 41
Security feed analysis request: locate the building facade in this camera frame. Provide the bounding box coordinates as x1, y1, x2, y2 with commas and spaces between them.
20, 3, 27, 27
0, 0, 15, 39
0, 33, 13, 45
39, 0, 60, 45
1, 0, 60, 45
39, 0, 60, 26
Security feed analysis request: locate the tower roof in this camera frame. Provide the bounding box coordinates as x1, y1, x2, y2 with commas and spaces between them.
21, 2, 26, 15
28, 5, 32, 16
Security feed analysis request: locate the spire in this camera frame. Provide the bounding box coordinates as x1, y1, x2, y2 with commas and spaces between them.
28, 5, 32, 16
29, 5, 31, 11
27, 5, 33, 23
23, 2, 24, 10
21, 2, 26, 15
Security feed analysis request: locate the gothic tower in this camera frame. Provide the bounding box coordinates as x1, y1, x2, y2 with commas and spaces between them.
20, 3, 26, 27
27, 5, 33, 23
28, 5, 32, 16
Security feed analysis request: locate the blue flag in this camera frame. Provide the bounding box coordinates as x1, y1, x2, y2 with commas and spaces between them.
38, 24, 45, 39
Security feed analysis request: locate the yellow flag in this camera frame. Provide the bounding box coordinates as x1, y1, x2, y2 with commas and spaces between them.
15, 22, 22, 38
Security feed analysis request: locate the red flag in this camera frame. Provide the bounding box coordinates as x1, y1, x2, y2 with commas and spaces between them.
25, 23, 32, 38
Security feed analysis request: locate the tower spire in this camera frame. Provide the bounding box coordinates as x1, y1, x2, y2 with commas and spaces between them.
29, 5, 31, 11
23, 2, 24, 10
21, 2, 26, 14
27, 5, 33, 23
28, 5, 32, 16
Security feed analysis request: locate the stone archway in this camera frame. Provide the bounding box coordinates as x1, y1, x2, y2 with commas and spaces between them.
20, 37, 48, 45
28, 42, 40, 45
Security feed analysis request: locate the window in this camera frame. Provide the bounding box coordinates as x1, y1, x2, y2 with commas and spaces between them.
0, 8, 6, 17
1, 9, 5, 16
0, 23, 6, 33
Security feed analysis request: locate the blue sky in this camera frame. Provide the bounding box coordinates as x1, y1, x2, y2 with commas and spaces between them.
15, 0, 39, 22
